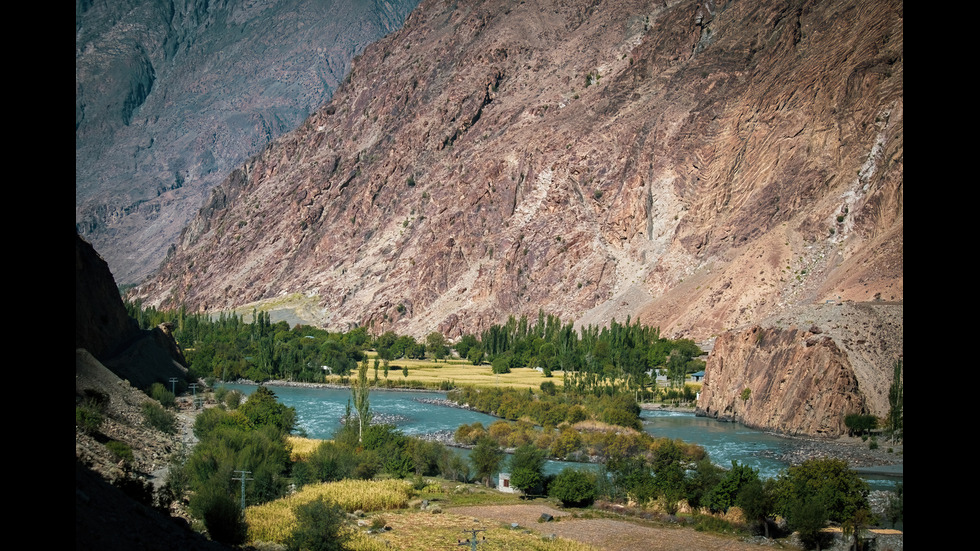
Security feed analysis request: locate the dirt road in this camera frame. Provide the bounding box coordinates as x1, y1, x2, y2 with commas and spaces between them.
447, 504, 782, 551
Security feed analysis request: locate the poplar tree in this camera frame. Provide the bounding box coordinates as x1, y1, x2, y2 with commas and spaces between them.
353, 356, 371, 443
887, 360, 903, 442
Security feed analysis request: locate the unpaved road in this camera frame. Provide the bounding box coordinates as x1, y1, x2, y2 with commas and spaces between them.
447, 504, 785, 551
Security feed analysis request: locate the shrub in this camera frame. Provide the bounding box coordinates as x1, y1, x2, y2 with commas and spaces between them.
550, 468, 596, 507
693, 514, 737, 534
224, 389, 243, 409
105, 440, 133, 463
287, 497, 350, 551
76, 406, 104, 435
193, 486, 247, 545
143, 401, 177, 434
149, 382, 176, 409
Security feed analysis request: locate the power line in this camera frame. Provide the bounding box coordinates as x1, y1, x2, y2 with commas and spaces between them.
232, 470, 253, 510
456, 528, 486, 551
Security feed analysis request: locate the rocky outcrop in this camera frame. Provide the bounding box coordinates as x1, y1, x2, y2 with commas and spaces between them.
697, 302, 902, 437
76, 0, 421, 284
76, 232, 140, 360
75, 232, 189, 390
132, 0, 902, 348
698, 325, 861, 437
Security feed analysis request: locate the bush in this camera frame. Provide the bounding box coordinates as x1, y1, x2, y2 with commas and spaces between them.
76, 406, 104, 435
193, 486, 246, 545
105, 440, 133, 463
693, 513, 737, 534
149, 382, 176, 409
224, 389, 244, 409
550, 468, 596, 507
143, 401, 177, 434
287, 497, 350, 551
77, 389, 109, 434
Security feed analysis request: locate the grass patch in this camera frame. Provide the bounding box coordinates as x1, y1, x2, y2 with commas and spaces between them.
347, 511, 597, 551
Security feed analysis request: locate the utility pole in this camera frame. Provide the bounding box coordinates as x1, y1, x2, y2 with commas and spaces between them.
169, 377, 179, 395
188, 382, 199, 408
456, 528, 486, 551
232, 470, 253, 511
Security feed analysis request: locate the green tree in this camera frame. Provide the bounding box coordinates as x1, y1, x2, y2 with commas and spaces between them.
684, 459, 724, 510
550, 468, 596, 507
192, 485, 247, 545
470, 437, 504, 487
887, 360, 903, 442
491, 354, 512, 374
842, 507, 874, 551
353, 357, 371, 443
790, 498, 830, 551
456, 334, 479, 360
706, 461, 760, 513
467, 344, 485, 365
508, 443, 546, 496
884, 483, 903, 529
773, 458, 869, 526
287, 497, 351, 551
426, 331, 448, 361
736, 478, 774, 538
238, 386, 297, 433
844, 414, 878, 437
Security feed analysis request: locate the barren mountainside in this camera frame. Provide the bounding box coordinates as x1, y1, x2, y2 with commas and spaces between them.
76, 0, 420, 284
134, 0, 902, 349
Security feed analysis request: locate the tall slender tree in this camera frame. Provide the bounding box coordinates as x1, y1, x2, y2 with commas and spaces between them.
353, 357, 371, 443
887, 360, 903, 442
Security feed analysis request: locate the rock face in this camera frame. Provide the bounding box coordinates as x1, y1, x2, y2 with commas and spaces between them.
129, 0, 903, 436
76, 232, 189, 389
701, 326, 862, 437
76, 0, 420, 284
133, 0, 902, 343
76, 231, 140, 360
697, 302, 902, 437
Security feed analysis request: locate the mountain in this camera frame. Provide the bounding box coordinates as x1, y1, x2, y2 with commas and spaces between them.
76, 0, 421, 285
133, 0, 902, 339
130, 0, 902, 436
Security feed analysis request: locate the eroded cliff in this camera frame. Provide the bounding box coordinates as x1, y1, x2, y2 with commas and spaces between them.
697, 302, 902, 437
132, 0, 903, 352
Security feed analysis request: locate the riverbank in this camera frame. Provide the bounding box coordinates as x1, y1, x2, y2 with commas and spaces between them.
639, 401, 902, 477
234, 380, 903, 476
233, 378, 447, 393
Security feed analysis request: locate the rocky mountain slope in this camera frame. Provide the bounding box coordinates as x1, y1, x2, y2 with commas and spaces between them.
76, 232, 226, 549
697, 301, 902, 436
130, 0, 902, 436
134, 0, 902, 338
76, 0, 420, 284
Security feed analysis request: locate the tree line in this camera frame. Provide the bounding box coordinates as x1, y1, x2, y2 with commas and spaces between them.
126, 303, 706, 397
453, 311, 706, 397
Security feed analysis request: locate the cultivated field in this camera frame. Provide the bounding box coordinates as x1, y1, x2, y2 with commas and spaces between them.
327, 355, 567, 391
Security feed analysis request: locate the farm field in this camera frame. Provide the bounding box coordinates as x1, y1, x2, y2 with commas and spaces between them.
326, 355, 567, 391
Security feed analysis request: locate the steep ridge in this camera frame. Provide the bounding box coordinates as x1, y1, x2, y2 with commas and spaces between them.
76, 0, 421, 284
134, 0, 902, 350
696, 301, 902, 437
